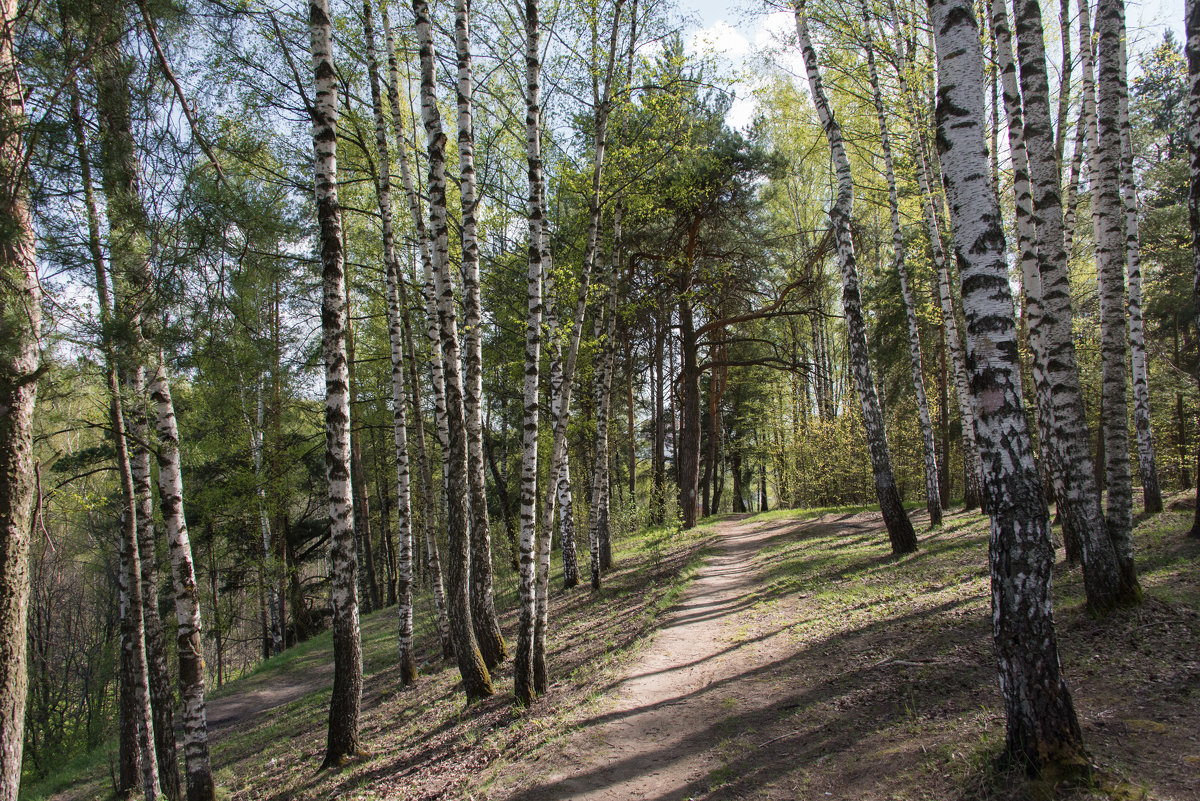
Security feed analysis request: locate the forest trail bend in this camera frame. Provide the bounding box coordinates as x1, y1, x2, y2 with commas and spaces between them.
505, 513, 804, 801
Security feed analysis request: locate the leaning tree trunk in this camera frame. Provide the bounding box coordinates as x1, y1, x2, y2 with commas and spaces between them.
862, 0, 941, 527
795, 0, 916, 554
0, 3, 42, 789
1011, 0, 1130, 613
515, 0, 546, 705
148, 360, 215, 801
453, 0, 506, 669
1116, 17, 1162, 514
1189, 0, 1200, 537
362, 0, 417, 685
1093, 0, 1143, 599
413, 0, 493, 700
379, 4, 454, 655
309, 0, 363, 766
928, 0, 1089, 774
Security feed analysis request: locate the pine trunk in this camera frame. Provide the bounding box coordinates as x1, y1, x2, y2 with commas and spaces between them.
310, 0, 363, 766
0, 7, 44, 786
928, 0, 1089, 774
795, 0, 916, 554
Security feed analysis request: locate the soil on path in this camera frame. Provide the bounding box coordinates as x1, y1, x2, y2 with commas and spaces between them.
496, 513, 797, 800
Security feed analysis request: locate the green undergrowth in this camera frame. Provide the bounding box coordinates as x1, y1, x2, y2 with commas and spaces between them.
30, 514, 714, 801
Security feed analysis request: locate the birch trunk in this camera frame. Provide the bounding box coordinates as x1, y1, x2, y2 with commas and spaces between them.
148, 360, 215, 801
129, 389, 179, 799
1188, 0, 1200, 537
453, 0, 506, 668
363, 0, 417, 684
862, 0, 941, 526
379, 5, 454, 655
309, 0, 363, 765
992, 0, 1074, 575
927, 0, 1089, 773
889, 10, 986, 511
1011, 0, 1130, 612
557, 453, 579, 588
1117, 18, 1163, 514
590, 237, 619, 589
413, 0, 493, 700
1093, 0, 1143, 598
516, 0, 546, 704
795, 0, 916, 554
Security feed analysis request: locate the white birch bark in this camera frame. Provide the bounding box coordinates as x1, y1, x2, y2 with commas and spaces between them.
148, 359, 215, 801
379, 5, 454, 654
795, 0, 916, 554
992, 0, 1065, 549
363, 0, 417, 684
887, 6, 986, 511
413, 0, 493, 699
453, 0, 506, 669
1117, 20, 1163, 514
1092, 0, 1142, 598
309, 0, 363, 765
862, 0, 941, 526
515, 0, 546, 705
927, 0, 1088, 772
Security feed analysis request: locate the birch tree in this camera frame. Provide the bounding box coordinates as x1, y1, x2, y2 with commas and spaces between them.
927, 0, 1089, 773
379, 5, 454, 653
861, 0, 940, 526
1092, 0, 1143, 599
454, 0, 506, 669
1009, 0, 1130, 613
794, 0, 916, 554
516, 0, 547, 705
413, 0, 493, 700
309, 0, 363, 765
148, 361, 216, 801
362, 0, 416, 684
1116, 5, 1162, 514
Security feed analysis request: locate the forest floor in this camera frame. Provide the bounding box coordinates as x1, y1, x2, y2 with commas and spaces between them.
36, 500, 1200, 801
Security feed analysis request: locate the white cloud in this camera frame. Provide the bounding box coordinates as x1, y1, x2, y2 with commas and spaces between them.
687, 20, 751, 60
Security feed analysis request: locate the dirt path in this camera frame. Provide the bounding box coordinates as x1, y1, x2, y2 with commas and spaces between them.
205, 657, 333, 736
503, 513, 795, 800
